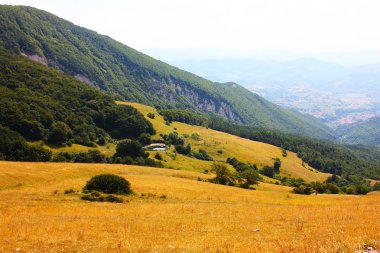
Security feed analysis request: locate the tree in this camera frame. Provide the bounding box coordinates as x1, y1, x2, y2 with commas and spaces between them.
164, 132, 184, 145
138, 133, 151, 145
47, 121, 72, 145
262, 166, 275, 178
210, 163, 234, 185
273, 158, 281, 173
240, 169, 261, 186
175, 143, 191, 155
114, 139, 146, 159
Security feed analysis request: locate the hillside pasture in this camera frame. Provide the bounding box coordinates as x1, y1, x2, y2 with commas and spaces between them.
0, 161, 378, 252
118, 102, 330, 182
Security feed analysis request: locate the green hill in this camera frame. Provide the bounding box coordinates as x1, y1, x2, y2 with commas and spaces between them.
336, 117, 380, 147
0, 5, 333, 139
0, 47, 153, 160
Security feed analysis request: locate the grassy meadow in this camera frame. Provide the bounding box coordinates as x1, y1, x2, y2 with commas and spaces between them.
0, 161, 379, 252
118, 102, 330, 182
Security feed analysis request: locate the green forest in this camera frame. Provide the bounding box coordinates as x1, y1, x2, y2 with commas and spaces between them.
0, 5, 333, 139
0, 48, 154, 160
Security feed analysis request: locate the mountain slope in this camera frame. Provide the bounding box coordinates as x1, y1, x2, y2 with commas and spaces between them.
0, 5, 333, 139
119, 101, 330, 182
336, 117, 380, 146
0, 47, 154, 150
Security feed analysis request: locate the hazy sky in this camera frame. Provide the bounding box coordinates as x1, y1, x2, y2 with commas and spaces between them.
1, 0, 380, 55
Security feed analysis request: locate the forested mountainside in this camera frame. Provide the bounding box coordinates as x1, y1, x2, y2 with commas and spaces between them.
0, 47, 154, 160
0, 5, 333, 139
336, 117, 380, 147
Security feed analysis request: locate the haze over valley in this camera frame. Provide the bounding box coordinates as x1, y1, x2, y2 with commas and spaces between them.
166, 56, 380, 129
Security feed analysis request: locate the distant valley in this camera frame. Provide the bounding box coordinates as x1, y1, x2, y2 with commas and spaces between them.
170, 58, 380, 128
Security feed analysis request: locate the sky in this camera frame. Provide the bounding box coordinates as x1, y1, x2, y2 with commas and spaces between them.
2, 0, 380, 63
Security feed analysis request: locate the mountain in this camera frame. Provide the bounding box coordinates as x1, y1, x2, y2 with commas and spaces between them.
336, 117, 380, 147
169, 58, 380, 128
0, 5, 333, 139
0, 47, 154, 160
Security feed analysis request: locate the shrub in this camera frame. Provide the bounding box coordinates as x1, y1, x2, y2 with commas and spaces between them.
154, 152, 163, 160
75, 150, 106, 163
64, 188, 76, 194
194, 149, 213, 161
273, 158, 281, 173
175, 144, 191, 155
240, 169, 261, 185
144, 158, 164, 168
325, 183, 340, 194
190, 133, 202, 141
282, 148, 287, 157
147, 113, 155, 119
83, 174, 133, 195
163, 132, 184, 145
262, 166, 275, 178
210, 163, 234, 185
293, 185, 313, 195
114, 139, 147, 159
81, 191, 123, 203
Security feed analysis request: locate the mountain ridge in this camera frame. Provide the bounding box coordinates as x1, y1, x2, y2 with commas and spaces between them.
0, 5, 333, 139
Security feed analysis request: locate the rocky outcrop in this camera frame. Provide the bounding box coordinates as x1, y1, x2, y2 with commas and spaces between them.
74, 74, 97, 88
21, 53, 47, 65
153, 78, 242, 123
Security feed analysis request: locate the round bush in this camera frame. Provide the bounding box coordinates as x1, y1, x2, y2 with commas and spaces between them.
83, 174, 133, 195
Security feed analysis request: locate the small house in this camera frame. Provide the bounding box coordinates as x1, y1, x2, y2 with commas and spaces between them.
143, 143, 167, 151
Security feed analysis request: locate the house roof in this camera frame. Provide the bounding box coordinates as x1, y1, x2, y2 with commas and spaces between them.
143, 143, 167, 149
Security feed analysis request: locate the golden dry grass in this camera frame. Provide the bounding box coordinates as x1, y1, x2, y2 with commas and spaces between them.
0, 161, 379, 253
118, 102, 330, 182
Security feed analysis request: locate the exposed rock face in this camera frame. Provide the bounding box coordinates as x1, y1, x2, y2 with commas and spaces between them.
21, 53, 47, 65
154, 78, 242, 123
74, 74, 97, 88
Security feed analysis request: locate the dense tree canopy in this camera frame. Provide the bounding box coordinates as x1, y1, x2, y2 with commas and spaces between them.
0, 48, 154, 149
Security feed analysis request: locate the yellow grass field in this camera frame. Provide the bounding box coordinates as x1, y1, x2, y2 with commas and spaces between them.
118, 102, 330, 182
0, 161, 379, 253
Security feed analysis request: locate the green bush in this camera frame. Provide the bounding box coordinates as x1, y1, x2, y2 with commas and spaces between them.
273, 158, 281, 173
293, 185, 313, 195
81, 191, 123, 203
175, 144, 191, 155
210, 163, 234, 185
194, 149, 213, 161
114, 139, 147, 159
83, 174, 133, 195
154, 152, 163, 160
262, 166, 275, 178
240, 169, 261, 185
